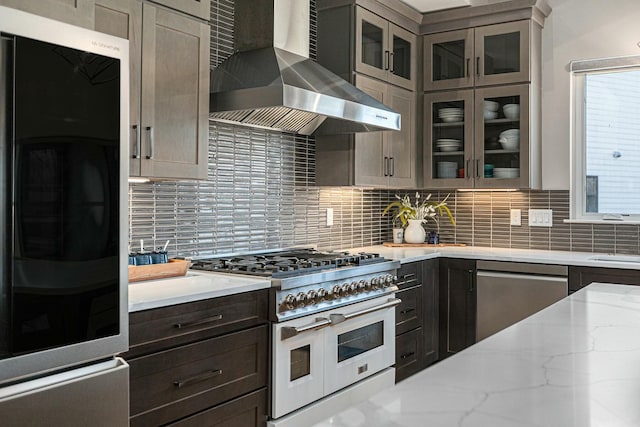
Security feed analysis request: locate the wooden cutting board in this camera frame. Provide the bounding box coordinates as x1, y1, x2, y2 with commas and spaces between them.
382, 242, 467, 247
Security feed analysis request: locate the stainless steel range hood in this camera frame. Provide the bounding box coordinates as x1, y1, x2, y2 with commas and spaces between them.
209, 0, 401, 135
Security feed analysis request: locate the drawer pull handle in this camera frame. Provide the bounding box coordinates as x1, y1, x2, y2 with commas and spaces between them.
173, 314, 223, 329
173, 369, 223, 388
400, 273, 416, 280
400, 308, 415, 315
400, 351, 415, 360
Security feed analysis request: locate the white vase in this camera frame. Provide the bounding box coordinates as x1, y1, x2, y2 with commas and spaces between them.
404, 219, 426, 244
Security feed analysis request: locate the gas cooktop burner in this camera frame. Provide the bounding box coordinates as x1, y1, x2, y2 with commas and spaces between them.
190, 249, 385, 278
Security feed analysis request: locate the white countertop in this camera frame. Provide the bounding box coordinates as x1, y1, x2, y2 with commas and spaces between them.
128, 271, 271, 312
347, 245, 640, 270
313, 283, 640, 427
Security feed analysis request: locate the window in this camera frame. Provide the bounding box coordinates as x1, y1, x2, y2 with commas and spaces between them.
571, 56, 640, 222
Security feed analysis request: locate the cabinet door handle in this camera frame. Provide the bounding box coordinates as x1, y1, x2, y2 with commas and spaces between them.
174, 369, 223, 388
466, 58, 470, 78
146, 126, 154, 159
468, 269, 475, 292
390, 52, 395, 73
476, 56, 480, 77
476, 159, 480, 178
384, 50, 390, 71
400, 308, 415, 315
390, 157, 395, 176
400, 351, 415, 360
132, 124, 141, 159
466, 159, 471, 180
384, 157, 389, 176
173, 314, 223, 329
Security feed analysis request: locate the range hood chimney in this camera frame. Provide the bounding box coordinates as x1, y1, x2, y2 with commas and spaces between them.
209, 0, 401, 135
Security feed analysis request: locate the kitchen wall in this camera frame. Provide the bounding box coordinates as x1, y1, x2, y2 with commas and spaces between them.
128, 0, 640, 257
540, 0, 640, 190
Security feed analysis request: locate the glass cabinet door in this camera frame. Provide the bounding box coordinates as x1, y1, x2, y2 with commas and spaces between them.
474, 21, 530, 86
424, 90, 474, 189
424, 29, 473, 91
389, 23, 417, 90
475, 84, 530, 189
355, 6, 388, 82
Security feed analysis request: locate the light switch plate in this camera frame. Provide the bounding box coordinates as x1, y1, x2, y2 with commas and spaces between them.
326, 208, 334, 226
510, 209, 522, 226
528, 209, 553, 227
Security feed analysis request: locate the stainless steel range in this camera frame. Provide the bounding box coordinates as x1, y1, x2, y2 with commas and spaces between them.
191, 249, 400, 426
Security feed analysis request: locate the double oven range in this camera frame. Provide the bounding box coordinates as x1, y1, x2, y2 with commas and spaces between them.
191, 249, 400, 425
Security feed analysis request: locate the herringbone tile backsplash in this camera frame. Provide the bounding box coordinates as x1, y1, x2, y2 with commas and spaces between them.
127, 0, 640, 257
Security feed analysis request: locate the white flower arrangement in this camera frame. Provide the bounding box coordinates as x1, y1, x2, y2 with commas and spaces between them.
382, 192, 455, 227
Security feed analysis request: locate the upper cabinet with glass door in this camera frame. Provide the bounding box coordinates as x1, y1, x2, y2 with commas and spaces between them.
424, 20, 532, 91
356, 6, 418, 90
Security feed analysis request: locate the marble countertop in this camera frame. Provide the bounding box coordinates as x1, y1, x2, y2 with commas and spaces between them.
128, 271, 271, 312
347, 245, 640, 270
313, 283, 640, 427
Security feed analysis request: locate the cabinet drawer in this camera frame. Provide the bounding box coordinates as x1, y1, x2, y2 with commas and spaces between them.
168, 388, 267, 427
395, 285, 423, 335
397, 262, 422, 290
395, 328, 422, 383
128, 290, 268, 357
129, 325, 268, 426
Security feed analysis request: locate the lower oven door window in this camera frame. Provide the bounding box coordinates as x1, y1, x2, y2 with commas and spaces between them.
324, 296, 396, 395
272, 318, 326, 418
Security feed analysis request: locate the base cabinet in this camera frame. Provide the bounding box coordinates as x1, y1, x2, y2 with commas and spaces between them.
568, 266, 640, 293
438, 258, 476, 360
394, 259, 438, 382
125, 290, 269, 427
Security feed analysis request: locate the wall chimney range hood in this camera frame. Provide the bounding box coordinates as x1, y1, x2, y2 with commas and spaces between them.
209, 0, 401, 135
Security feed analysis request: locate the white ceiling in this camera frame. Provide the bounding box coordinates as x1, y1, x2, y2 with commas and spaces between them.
400, 0, 472, 13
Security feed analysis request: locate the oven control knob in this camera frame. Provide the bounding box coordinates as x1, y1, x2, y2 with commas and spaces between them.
331, 285, 342, 299
282, 294, 295, 311
341, 283, 351, 297
358, 280, 368, 292
348, 282, 358, 295
370, 277, 380, 289
316, 288, 328, 301
295, 292, 307, 307
306, 290, 317, 304
384, 274, 395, 287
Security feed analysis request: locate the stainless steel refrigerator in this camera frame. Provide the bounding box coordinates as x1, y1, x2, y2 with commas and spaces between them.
0, 6, 130, 426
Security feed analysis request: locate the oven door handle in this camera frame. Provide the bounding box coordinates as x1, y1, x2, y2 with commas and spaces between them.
329, 298, 401, 324
281, 317, 331, 340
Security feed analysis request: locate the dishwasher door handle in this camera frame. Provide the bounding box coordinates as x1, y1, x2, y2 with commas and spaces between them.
476, 271, 568, 284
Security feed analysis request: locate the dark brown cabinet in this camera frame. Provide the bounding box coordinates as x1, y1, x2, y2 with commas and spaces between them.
568, 266, 640, 293
394, 259, 439, 382
421, 259, 439, 367
126, 290, 269, 427
438, 258, 476, 360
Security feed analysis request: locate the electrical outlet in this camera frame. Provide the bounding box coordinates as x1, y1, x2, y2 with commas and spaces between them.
528, 209, 553, 227
326, 208, 334, 226
510, 209, 522, 226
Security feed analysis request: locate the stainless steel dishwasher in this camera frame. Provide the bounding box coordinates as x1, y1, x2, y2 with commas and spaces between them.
476, 261, 568, 341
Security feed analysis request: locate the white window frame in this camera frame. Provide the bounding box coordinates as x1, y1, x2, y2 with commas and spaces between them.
570, 55, 640, 223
